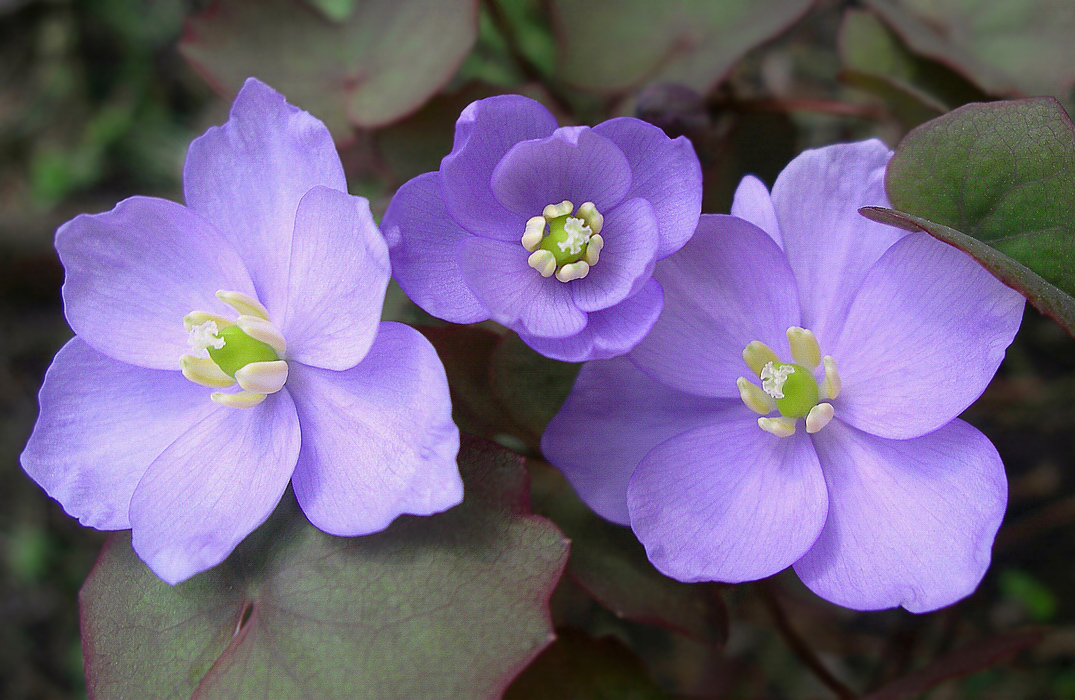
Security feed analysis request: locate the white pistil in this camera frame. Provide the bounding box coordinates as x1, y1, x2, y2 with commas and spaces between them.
822, 355, 842, 399
184, 311, 233, 332
758, 416, 796, 438
584, 234, 603, 265
557, 217, 592, 255
543, 200, 573, 219
234, 360, 289, 394
180, 355, 235, 388
760, 361, 793, 399
217, 290, 270, 320
743, 341, 779, 376
187, 320, 226, 355
806, 403, 835, 433
556, 261, 590, 282
211, 390, 267, 409
237, 315, 287, 356
787, 327, 821, 368
521, 216, 546, 252
737, 377, 775, 415
576, 201, 603, 234
528, 250, 557, 277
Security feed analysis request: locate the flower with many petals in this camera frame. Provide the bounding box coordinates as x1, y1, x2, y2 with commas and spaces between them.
21, 78, 463, 585
381, 95, 702, 362
543, 140, 1025, 612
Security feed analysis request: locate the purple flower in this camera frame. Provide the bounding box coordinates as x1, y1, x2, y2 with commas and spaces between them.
542, 140, 1025, 612
381, 95, 702, 362
20, 78, 463, 585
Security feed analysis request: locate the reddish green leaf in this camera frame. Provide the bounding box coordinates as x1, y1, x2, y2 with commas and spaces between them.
504, 628, 674, 700
180, 0, 479, 137
530, 461, 728, 646
549, 0, 814, 95
866, 0, 1075, 100
878, 97, 1075, 334
80, 436, 568, 700
489, 333, 581, 448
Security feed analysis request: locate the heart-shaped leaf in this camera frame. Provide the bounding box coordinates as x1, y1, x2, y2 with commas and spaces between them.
80, 435, 568, 700
549, 0, 813, 95
878, 97, 1075, 334
180, 0, 479, 137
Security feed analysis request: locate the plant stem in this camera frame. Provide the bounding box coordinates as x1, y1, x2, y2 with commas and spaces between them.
758, 580, 858, 700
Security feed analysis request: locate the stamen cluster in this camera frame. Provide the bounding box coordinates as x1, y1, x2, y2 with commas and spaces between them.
522, 200, 605, 282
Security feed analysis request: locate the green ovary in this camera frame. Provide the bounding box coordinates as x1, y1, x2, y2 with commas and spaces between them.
539, 215, 590, 266
769, 363, 819, 419
207, 325, 279, 377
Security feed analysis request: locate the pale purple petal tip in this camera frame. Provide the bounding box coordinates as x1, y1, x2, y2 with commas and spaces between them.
130, 390, 301, 585
795, 419, 1007, 612
628, 416, 828, 583
382, 172, 488, 324
290, 323, 462, 535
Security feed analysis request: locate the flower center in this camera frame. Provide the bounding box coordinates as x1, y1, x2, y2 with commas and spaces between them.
179, 290, 289, 409
735, 326, 842, 438
521, 200, 605, 283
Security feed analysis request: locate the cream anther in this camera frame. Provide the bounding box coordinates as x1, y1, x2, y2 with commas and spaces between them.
237, 315, 287, 356
584, 234, 603, 266
188, 320, 226, 355
217, 290, 269, 320
528, 250, 557, 277
737, 377, 775, 415
806, 403, 835, 433
180, 355, 235, 388
576, 201, 603, 234
760, 361, 793, 399
211, 390, 267, 408
787, 327, 821, 368
743, 341, 779, 376
556, 261, 590, 282
184, 311, 232, 332
822, 356, 841, 399
234, 360, 289, 394
543, 200, 574, 219
759, 416, 796, 438
522, 216, 546, 251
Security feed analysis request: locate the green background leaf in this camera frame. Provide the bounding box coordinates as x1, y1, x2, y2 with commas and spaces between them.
549, 0, 813, 95
80, 436, 568, 700
180, 0, 479, 136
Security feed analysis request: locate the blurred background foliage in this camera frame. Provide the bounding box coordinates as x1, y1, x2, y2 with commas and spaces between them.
2, 0, 1075, 698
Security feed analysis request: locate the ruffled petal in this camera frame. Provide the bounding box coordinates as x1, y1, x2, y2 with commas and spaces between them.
521, 278, 663, 362
629, 214, 800, 398
183, 77, 346, 315
56, 196, 256, 370
795, 419, 1007, 613
570, 197, 659, 313
833, 233, 1025, 439
593, 118, 702, 258
129, 390, 301, 585
730, 175, 783, 249
541, 356, 734, 524
20, 339, 216, 531
457, 236, 587, 338
440, 95, 558, 241
289, 322, 462, 535
628, 413, 828, 583
382, 172, 488, 324
279, 186, 390, 370
492, 126, 632, 217
770, 139, 903, 346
